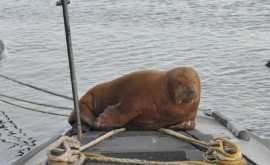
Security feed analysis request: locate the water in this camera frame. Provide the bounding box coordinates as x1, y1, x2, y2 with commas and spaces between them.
0, 0, 270, 164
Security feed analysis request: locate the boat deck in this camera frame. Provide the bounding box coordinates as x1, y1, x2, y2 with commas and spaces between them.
82, 130, 206, 164
14, 114, 270, 165
80, 115, 257, 165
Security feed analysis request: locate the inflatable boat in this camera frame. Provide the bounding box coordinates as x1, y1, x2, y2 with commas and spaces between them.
13, 111, 270, 165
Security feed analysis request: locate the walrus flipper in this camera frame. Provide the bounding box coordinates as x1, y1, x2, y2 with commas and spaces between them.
169, 120, 196, 130
96, 103, 139, 129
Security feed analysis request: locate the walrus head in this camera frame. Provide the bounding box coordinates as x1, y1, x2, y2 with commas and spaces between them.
167, 67, 200, 105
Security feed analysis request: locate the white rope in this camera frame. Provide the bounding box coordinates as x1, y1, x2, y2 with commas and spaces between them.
80, 127, 126, 151
47, 136, 85, 165
86, 156, 193, 165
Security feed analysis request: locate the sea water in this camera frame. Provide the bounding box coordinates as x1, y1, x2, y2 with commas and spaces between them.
0, 0, 270, 164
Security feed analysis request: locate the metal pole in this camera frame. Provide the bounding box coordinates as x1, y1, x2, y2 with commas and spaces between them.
57, 0, 82, 139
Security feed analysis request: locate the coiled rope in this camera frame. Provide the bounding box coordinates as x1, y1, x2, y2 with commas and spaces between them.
158, 128, 247, 165
0, 93, 73, 110
0, 74, 73, 100
47, 136, 85, 165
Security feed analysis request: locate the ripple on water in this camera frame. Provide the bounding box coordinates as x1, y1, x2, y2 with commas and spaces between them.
0, 0, 270, 164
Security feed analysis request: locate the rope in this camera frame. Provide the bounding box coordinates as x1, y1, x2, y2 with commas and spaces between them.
158, 128, 247, 165
0, 93, 73, 110
84, 152, 217, 165
159, 128, 208, 147
79, 128, 202, 165
46, 127, 247, 165
47, 136, 85, 165
0, 99, 69, 117
85, 156, 194, 165
80, 128, 126, 151
0, 74, 73, 100
79, 128, 246, 165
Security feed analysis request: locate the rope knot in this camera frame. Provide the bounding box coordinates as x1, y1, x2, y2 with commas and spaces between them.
47, 136, 85, 165
204, 137, 246, 164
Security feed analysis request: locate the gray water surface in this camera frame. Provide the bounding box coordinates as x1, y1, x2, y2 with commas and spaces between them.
0, 0, 270, 164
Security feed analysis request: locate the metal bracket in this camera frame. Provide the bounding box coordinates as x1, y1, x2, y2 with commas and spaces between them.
56, 0, 70, 6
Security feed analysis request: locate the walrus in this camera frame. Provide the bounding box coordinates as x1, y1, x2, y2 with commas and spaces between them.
68, 66, 200, 132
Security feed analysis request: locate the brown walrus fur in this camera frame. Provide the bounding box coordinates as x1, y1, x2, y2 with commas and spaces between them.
68, 66, 201, 131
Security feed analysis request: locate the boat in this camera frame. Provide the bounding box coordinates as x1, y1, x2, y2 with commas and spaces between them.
13, 111, 270, 165
12, 1, 270, 164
